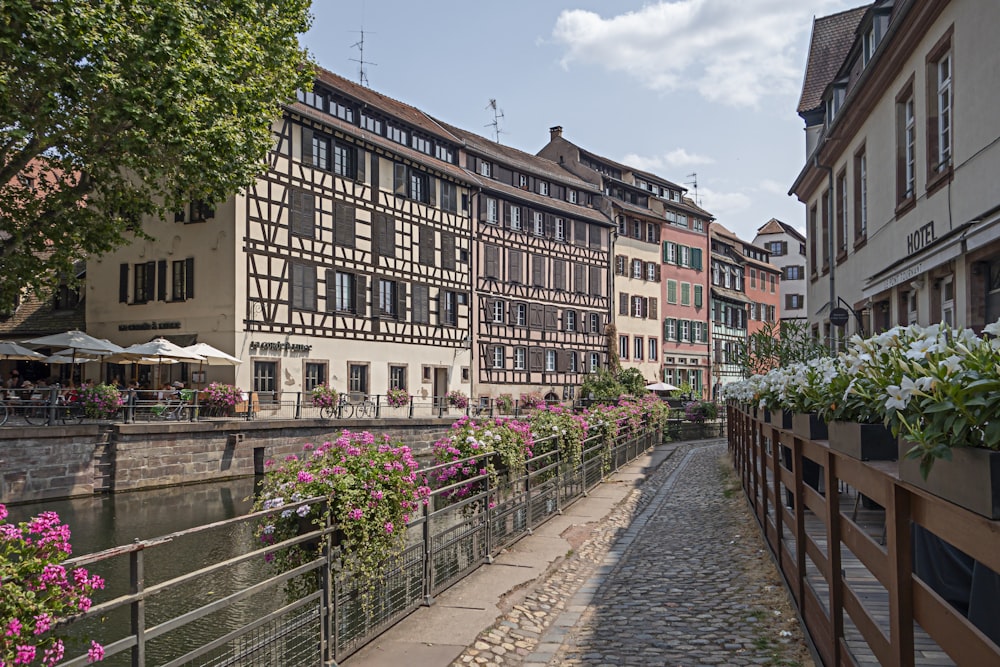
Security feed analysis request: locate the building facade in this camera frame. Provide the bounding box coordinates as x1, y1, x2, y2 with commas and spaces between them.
754, 218, 808, 324
708, 223, 750, 397
791, 1, 1000, 343
441, 123, 613, 404
538, 129, 712, 392
89, 68, 475, 401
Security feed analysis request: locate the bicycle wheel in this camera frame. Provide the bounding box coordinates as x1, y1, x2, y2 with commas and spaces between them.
358, 402, 375, 418
0, 402, 8, 426
320, 405, 335, 420
60, 404, 85, 424
340, 403, 355, 419
23, 403, 49, 425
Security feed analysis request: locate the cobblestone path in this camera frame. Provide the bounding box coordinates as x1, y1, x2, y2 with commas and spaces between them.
453, 440, 811, 667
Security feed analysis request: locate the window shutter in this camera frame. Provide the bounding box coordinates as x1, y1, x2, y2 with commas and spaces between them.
355, 275, 367, 317
557, 350, 568, 372
589, 266, 601, 296
119, 264, 129, 303
335, 203, 355, 248
485, 245, 499, 279
393, 163, 406, 196
655, 264, 661, 282
185, 258, 194, 299
642, 297, 649, 318
397, 282, 407, 321
781, 241, 788, 254
428, 177, 437, 207
301, 127, 313, 166
692, 247, 703, 271
144, 261, 155, 301
509, 250, 522, 283
325, 269, 336, 312
649, 298, 657, 320
508, 302, 519, 326
529, 347, 544, 371
528, 303, 544, 329
619, 292, 628, 315
157, 260, 167, 301
694, 284, 703, 308
441, 232, 455, 270
553, 260, 565, 290
532, 255, 545, 287
420, 226, 434, 265
544, 306, 557, 330
503, 202, 511, 227
372, 277, 381, 318
355, 148, 366, 183
575, 220, 587, 245
574, 264, 585, 293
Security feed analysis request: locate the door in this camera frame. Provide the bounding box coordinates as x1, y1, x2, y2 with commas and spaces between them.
433, 367, 448, 409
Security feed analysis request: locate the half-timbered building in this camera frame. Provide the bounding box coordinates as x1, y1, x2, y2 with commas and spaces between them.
88, 68, 475, 401
439, 123, 613, 404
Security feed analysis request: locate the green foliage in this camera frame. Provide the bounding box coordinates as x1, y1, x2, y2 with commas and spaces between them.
617, 367, 647, 396
0, 0, 314, 308
580, 367, 652, 403
736, 320, 830, 378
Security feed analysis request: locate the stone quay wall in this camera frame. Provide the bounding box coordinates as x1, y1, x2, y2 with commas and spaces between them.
0, 418, 454, 504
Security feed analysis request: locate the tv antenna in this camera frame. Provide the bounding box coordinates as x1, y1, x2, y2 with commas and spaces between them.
485, 99, 505, 143
685, 172, 702, 206
350, 29, 377, 87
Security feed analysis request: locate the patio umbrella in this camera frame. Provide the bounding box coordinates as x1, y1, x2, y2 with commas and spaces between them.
115, 338, 204, 388
644, 381, 679, 392
24, 331, 122, 384
182, 343, 241, 386
0, 342, 46, 361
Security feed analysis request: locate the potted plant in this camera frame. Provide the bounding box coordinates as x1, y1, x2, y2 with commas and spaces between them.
202, 382, 243, 416
495, 393, 514, 415
75, 383, 125, 419
385, 387, 410, 408
447, 390, 468, 410
310, 384, 337, 409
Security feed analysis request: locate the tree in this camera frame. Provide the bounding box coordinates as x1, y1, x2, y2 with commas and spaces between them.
0, 0, 314, 308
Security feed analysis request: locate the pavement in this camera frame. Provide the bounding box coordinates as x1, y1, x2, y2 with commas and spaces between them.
343, 439, 812, 667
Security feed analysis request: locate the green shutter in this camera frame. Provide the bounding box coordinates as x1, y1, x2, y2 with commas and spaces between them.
692, 247, 703, 271
694, 284, 703, 308
667, 280, 677, 304
662, 241, 669, 262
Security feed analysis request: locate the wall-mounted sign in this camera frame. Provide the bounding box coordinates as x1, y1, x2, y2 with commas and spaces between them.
118, 321, 182, 331
249, 341, 312, 353
906, 221, 936, 255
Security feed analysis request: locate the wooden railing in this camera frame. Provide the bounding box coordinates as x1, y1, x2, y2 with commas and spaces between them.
727, 403, 1000, 667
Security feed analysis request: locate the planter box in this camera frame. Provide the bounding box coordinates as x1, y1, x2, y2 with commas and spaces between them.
898, 439, 1000, 520
770, 409, 792, 430
829, 421, 897, 461
792, 412, 828, 441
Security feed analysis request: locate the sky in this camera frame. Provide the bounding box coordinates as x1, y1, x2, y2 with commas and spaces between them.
301, 0, 864, 243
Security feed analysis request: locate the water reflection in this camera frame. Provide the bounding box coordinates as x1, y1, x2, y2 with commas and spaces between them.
7, 478, 291, 665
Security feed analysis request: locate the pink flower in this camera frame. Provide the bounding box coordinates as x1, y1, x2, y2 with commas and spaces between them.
14, 645, 36, 664
297, 471, 314, 484
32, 613, 51, 635
42, 640, 65, 666
86, 641, 105, 663
6, 619, 22, 637
348, 508, 364, 521
384, 522, 394, 534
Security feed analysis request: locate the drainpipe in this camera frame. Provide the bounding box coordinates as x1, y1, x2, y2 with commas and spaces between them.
814, 156, 837, 353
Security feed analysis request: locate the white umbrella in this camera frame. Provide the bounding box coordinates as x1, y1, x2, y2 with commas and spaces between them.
645, 382, 679, 392
0, 342, 46, 361
24, 331, 121, 354
44, 354, 96, 365
119, 338, 205, 362
182, 343, 242, 366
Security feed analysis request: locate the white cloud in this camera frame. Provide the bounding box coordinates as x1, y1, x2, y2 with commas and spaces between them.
699, 187, 752, 217
758, 178, 788, 195
552, 0, 855, 108
621, 148, 714, 172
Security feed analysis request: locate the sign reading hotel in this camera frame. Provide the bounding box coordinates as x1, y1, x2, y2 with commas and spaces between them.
879, 221, 936, 292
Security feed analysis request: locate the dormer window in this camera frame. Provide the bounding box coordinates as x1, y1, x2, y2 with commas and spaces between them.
479, 160, 491, 177
537, 181, 549, 196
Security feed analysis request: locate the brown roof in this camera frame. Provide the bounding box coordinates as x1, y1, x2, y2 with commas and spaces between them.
481, 178, 612, 225
797, 5, 869, 114
0, 292, 85, 339
756, 217, 806, 242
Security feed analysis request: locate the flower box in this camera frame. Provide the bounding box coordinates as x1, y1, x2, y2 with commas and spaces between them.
898, 439, 1000, 520
770, 409, 792, 430
792, 412, 828, 441
828, 421, 897, 461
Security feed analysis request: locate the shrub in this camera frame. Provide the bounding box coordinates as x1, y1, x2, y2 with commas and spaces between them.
430, 416, 534, 501
683, 400, 718, 423
447, 390, 468, 409
202, 382, 243, 411
75, 383, 124, 419
310, 384, 337, 409
495, 393, 514, 414
385, 388, 410, 408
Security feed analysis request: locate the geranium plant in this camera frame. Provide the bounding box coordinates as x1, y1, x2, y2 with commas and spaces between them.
528, 404, 589, 468
253, 432, 429, 604
1, 504, 106, 665
202, 382, 243, 411
385, 388, 410, 408
447, 390, 468, 409
310, 384, 337, 409
75, 383, 125, 419
683, 400, 719, 423
430, 416, 534, 501
494, 394, 514, 414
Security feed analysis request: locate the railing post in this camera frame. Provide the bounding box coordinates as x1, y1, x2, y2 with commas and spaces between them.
422, 499, 434, 606
375, 394, 381, 419
47, 386, 58, 426
321, 507, 336, 664
130, 542, 145, 667
294, 391, 302, 420
484, 458, 494, 562
408, 395, 414, 419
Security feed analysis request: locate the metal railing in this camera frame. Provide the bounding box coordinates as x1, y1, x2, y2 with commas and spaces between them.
43, 421, 659, 666
728, 403, 1000, 666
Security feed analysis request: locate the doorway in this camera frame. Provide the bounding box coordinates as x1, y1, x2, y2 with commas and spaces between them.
433, 367, 448, 409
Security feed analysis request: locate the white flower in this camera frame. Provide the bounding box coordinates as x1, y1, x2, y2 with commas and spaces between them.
884, 378, 916, 411
983, 319, 1000, 338
905, 337, 935, 360
939, 355, 963, 377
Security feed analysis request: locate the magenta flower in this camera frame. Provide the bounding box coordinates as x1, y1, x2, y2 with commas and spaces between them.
86, 641, 104, 663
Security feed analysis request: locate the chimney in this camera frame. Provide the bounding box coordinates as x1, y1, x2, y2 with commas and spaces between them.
549, 125, 563, 141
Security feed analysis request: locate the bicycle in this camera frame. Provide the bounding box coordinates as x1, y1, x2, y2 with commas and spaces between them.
354, 396, 377, 418
0, 400, 8, 426
320, 393, 353, 420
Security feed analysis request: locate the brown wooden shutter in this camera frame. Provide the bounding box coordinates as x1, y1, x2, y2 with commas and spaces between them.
544, 306, 557, 330
532, 255, 545, 287
589, 266, 601, 296
509, 251, 522, 283
544, 214, 554, 238
649, 297, 658, 320
301, 127, 313, 166
325, 269, 335, 312
157, 260, 167, 301
574, 264, 585, 293
528, 304, 543, 329
419, 226, 434, 265
185, 258, 194, 299
552, 260, 565, 290
355, 275, 366, 317
441, 232, 455, 270
335, 203, 355, 248
397, 282, 407, 321
119, 264, 129, 303
393, 163, 406, 196
655, 264, 661, 282
589, 225, 602, 249
619, 292, 628, 315
355, 148, 366, 183
485, 245, 499, 279
504, 203, 511, 227
508, 301, 519, 325
557, 350, 568, 372
575, 220, 587, 245
529, 347, 544, 371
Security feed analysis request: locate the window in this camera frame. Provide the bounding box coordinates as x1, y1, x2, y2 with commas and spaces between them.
649, 339, 658, 361
568, 352, 578, 373
290, 189, 315, 238
679, 320, 690, 342
411, 135, 431, 155
519, 174, 528, 189
632, 259, 642, 279
809, 204, 818, 274
311, 133, 329, 170
897, 81, 916, 205
492, 346, 505, 369
770, 275, 776, 293
632, 296, 645, 318
254, 361, 277, 394
389, 365, 407, 390
379, 279, 397, 317
291, 263, 317, 311
435, 144, 454, 163
544, 350, 556, 372
555, 218, 565, 241
784, 265, 805, 280
349, 363, 368, 394
766, 241, 786, 256
304, 362, 327, 392
333, 143, 357, 179
664, 318, 676, 341
514, 347, 526, 370
589, 313, 600, 334
646, 262, 656, 281
533, 212, 544, 236
941, 275, 955, 326
565, 310, 576, 331
750, 268, 757, 289
171, 259, 192, 301
133, 261, 153, 303
334, 271, 355, 312
361, 112, 382, 134
568, 189, 578, 204
479, 160, 491, 177
646, 223, 658, 243
929, 38, 952, 174
516, 303, 527, 326
680, 282, 690, 306
589, 352, 599, 373
537, 181, 549, 196
667, 280, 677, 304
442, 290, 457, 326
821, 190, 830, 272
387, 123, 408, 145
786, 294, 805, 310
492, 299, 504, 323
486, 197, 498, 224
633, 337, 643, 361
854, 146, 868, 242
615, 255, 626, 276
510, 206, 522, 230
619, 335, 629, 360
680, 246, 690, 267
409, 171, 428, 203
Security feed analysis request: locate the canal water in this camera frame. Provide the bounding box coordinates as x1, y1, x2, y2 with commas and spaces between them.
7, 477, 288, 665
